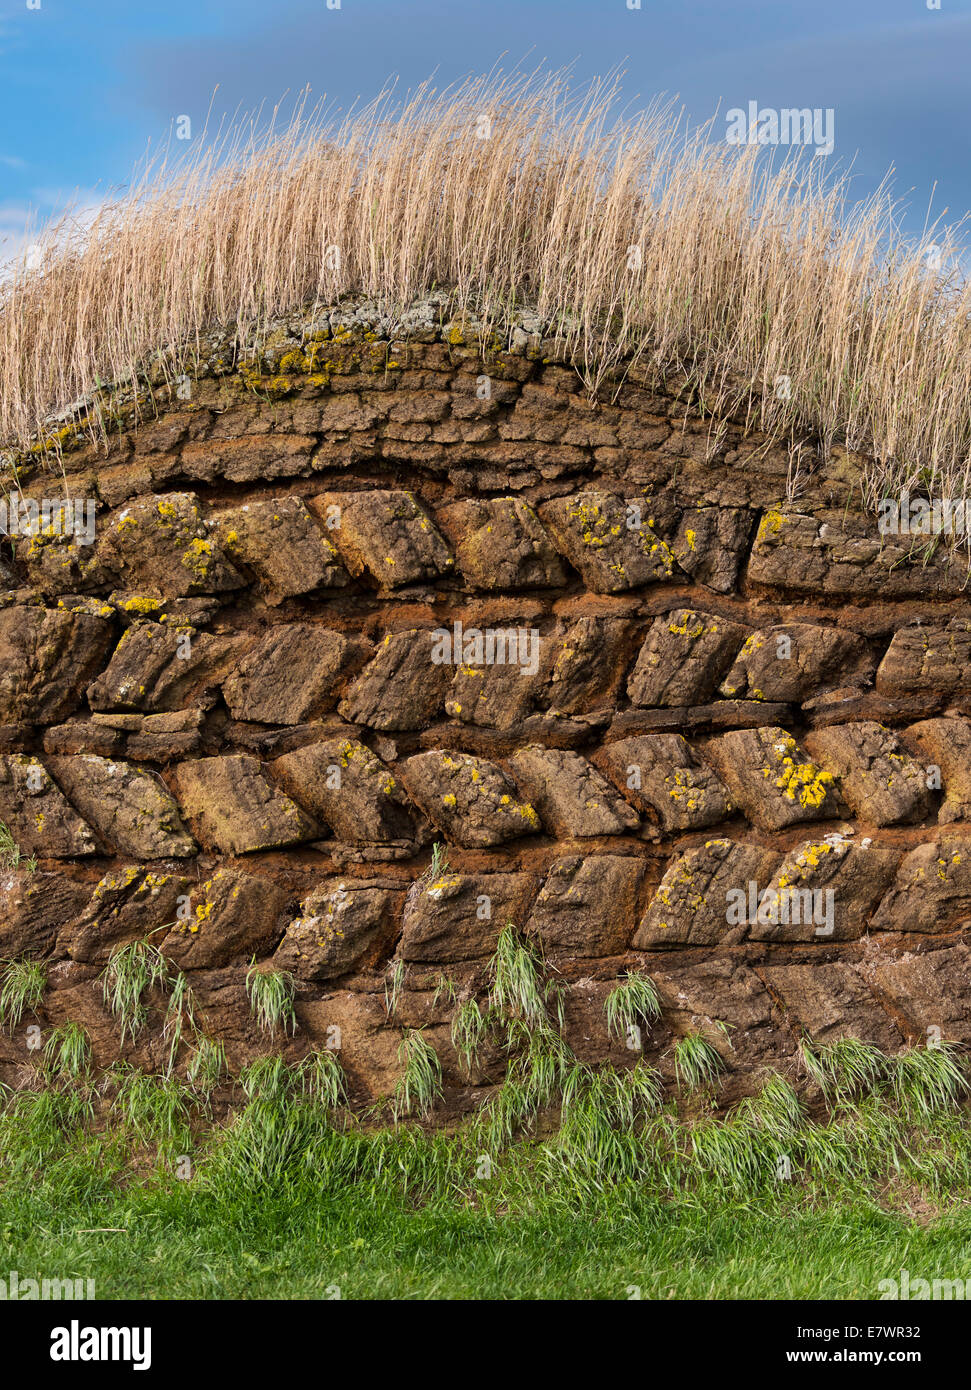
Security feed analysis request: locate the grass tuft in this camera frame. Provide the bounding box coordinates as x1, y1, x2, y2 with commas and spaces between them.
488, 923, 548, 1030
604, 971, 661, 1047
393, 1030, 443, 1122
186, 1034, 227, 1094
0, 821, 36, 873
888, 1043, 968, 1121
299, 1049, 347, 1109
0, 957, 46, 1031
673, 1031, 726, 1095
41, 1021, 90, 1083
416, 842, 451, 894
101, 939, 174, 1045
112, 1064, 194, 1155
162, 970, 197, 1076
383, 958, 405, 1020
245, 962, 297, 1039
800, 1036, 888, 1108
450, 997, 488, 1076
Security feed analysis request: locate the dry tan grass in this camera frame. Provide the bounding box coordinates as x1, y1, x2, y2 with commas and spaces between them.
1, 67, 970, 510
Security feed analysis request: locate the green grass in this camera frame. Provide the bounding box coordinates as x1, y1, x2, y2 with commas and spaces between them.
450, 997, 488, 1076
488, 924, 549, 1029
111, 1065, 195, 1158
415, 841, 450, 894
101, 939, 176, 1045
41, 1021, 91, 1082
162, 971, 198, 1077
674, 1030, 728, 1094
6, 1163, 971, 1300
245, 963, 297, 1039
604, 971, 661, 1049
393, 1030, 443, 1121
299, 1048, 347, 1109
384, 958, 405, 1019
0, 957, 46, 1031
186, 1034, 227, 1095
3, 1065, 971, 1300
4, 1026, 971, 1299
0, 819, 36, 873
800, 1036, 887, 1107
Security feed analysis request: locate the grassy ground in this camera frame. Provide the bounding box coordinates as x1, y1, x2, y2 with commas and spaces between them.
4, 1050, 971, 1300
6, 953, 971, 1300
4, 1151, 971, 1300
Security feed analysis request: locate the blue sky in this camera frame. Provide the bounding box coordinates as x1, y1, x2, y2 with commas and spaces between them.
2, 0, 971, 257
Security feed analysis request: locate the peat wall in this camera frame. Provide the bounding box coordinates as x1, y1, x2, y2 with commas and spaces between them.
1, 304, 969, 1109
